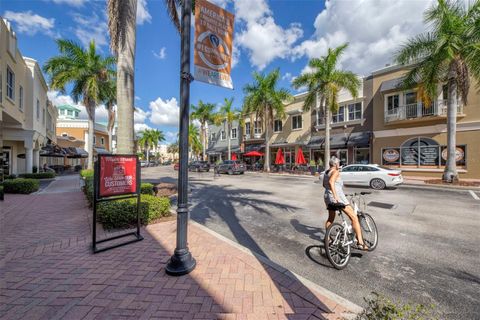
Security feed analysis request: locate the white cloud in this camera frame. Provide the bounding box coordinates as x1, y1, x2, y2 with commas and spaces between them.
293, 0, 435, 75
153, 47, 167, 60
282, 72, 292, 81
137, 0, 152, 25
72, 13, 108, 48
3, 11, 58, 38
149, 97, 179, 126
165, 131, 178, 143
134, 108, 150, 123
234, 0, 303, 70
134, 123, 152, 133
135, 96, 141, 101
208, 0, 230, 8
50, 0, 86, 7
231, 42, 240, 68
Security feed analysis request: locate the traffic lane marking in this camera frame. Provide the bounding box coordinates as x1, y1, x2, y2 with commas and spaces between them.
468, 190, 480, 200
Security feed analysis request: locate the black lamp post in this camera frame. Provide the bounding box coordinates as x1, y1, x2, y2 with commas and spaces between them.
165, 0, 196, 276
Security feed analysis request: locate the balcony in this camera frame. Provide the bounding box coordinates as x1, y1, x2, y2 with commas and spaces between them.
244, 132, 264, 141
385, 100, 464, 123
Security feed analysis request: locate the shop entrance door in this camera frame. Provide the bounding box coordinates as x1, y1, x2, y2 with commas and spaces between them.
2, 147, 11, 176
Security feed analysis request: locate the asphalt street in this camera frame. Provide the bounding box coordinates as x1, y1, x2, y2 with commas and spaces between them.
143, 166, 480, 319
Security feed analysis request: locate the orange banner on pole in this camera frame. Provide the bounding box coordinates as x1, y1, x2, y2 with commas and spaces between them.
194, 0, 234, 89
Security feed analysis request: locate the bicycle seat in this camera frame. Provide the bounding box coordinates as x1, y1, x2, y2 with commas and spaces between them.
327, 203, 346, 211
360, 192, 371, 195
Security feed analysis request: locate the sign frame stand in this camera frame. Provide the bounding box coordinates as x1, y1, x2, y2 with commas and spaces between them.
92, 154, 143, 254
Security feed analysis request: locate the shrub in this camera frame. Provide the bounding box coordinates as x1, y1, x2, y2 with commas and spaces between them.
140, 183, 154, 195
80, 169, 94, 178
2, 178, 40, 194
355, 292, 438, 320
18, 172, 56, 179
84, 176, 94, 206
0, 185, 4, 201
5, 174, 17, 180
97, 194, 171, 230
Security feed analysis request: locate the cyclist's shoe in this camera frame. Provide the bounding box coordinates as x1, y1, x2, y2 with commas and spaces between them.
354, 243, 370, 251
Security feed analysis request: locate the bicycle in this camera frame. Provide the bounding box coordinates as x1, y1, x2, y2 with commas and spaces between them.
324, 191, 378, 270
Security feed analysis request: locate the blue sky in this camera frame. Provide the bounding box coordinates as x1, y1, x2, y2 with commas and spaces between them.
2, 0, 436, 143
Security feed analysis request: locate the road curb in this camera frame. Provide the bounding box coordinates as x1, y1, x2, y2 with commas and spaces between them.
188, 218, 363, 315
399, 183, 480, 192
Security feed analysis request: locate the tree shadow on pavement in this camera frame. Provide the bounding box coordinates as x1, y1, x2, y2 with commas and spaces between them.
188, 182, 346, 318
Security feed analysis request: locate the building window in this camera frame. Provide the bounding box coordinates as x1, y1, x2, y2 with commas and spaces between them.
211, 132, 216, 141
36, 100, 40, 120
245, 122, 251, 135
6, 67, 15, 100
292, 115, 302, 130
254, 121, 262, 134
347, 102, 361, 121
274, 119, 282, 132
332, 106, 345, 123
19, 86, 23, 111
75, 111, 79, 117
355, 148, 370, 164
93, 136, 96, 144
101, 137, 105, 145
386, 94, 399, 112
221, 130, 226, 140
404, 91, 416, 105
42, 108, 46, 125
67, 110, 73, 116
231, 128, 237, 139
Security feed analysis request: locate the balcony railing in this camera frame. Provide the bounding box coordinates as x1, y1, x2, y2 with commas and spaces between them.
244, 132, 264, 140
385, 100, 463, 123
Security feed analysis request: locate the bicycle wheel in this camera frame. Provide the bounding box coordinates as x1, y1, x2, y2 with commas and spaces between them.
359, 213, 378, 251
324, 222, 351, 270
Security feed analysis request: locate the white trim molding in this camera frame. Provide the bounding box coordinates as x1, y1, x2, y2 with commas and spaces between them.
374, 121, 480, 138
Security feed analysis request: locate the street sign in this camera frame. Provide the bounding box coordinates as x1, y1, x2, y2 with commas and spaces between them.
194, 0, 234, 89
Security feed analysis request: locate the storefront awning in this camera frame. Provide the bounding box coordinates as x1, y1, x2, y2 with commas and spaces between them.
66, 147, 88, 158
308, 131, 371, 149
307, 136, 324, 148
346, 132, 371, 148
94, 148, 111, 155
244, 144, 264, 152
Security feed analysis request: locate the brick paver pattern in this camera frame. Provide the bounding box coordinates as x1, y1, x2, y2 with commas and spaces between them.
0, 177, 351, 319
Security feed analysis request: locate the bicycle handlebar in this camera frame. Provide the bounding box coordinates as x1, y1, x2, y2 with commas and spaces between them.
345, 191, 372, 196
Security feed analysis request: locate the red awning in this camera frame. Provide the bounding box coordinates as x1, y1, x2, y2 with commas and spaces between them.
231, 153, 237, 160
275, 148, 285, 165
244, 151, 264, 157
295, 147, 307, 165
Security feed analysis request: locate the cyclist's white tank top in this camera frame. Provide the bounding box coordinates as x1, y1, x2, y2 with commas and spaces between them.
323, 169, 349, 205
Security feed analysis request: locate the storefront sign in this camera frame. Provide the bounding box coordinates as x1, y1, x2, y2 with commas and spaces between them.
194, 0, 235, 89
382, 148, 400, 165
401, 147, 418, 165
419, 146, 439, 166
441, 145, 466, 166
99, 155, 137, 197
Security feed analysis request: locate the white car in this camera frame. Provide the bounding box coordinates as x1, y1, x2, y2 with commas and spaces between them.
320, 164, 403, 190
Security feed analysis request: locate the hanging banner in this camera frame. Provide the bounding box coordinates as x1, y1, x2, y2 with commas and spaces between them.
99, 155, 138, 198
194, 0, 234, 89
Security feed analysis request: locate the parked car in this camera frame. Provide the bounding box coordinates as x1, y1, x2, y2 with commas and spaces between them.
140, 161, 148, 168
320, 164, 402, 190
163, 160, 172, 166
217, 160, 246, 175
188, 161, 210, 172
173, 163, 179, 171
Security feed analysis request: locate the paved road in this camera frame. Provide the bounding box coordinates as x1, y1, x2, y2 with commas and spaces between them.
142, 166, 480, 319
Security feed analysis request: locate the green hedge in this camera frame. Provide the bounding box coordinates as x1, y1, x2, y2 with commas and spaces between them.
0, 185, 4, 201
18, 172, 56, 179
2, 178, 40, 194
80, 169, 94, 178
84, 176, 94, 206
97, 195, 171, 230
140, 183, 154, 195
5, 174, 17, 180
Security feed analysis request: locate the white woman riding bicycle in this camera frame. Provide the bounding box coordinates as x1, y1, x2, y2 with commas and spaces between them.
323, 156, 369, 251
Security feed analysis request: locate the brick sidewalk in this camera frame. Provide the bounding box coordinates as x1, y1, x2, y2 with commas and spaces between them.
0, 177, 357, 320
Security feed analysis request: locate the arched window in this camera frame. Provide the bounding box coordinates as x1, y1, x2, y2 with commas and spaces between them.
401, 137, 438, 148
400, 137, 440, 167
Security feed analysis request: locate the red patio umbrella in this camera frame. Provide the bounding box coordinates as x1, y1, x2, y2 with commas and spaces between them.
231, 153, 237, 161
244, 151, 263, 157
275, 148, 285, 165
295, 147, 307, 165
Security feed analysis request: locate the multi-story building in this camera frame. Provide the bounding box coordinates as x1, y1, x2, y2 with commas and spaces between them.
1, 19, 57, 175
55, 104, 110, 157
207, 120, 242, 163
308, 79, 372, 166
370, 64, 480, 178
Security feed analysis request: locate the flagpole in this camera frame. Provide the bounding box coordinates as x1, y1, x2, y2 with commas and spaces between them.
166, 0, 196, 276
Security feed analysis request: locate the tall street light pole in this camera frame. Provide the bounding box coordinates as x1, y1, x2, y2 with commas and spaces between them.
166, 0, 196, 276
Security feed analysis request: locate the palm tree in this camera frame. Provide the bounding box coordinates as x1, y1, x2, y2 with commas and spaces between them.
188, 124, 202, 160
168, 141, 179, 158
243, 69, 293, 172
395, 0, 480, 182
217, 98, 240, 160
191, 100, 216, 160
44, 39, 115, 169
292, 44, 360, 171
108, 0, 138, 154
138, 129, 165, 163
101, 78, 116, 152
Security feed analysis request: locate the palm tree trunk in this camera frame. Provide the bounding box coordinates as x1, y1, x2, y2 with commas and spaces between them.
264, 106, 270, 172
116, 0, 137, 154
107, 105, 115, 152
227, 122, 231, 160
324, 106, 331, 171
443, 78, 458, 182
145, 144, 150, 164
201, 123, 206, 161
86, 101, 96, 170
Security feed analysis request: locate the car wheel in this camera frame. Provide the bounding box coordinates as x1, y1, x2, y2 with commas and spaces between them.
370, 178, 386, 190
196, 168, 200, 172
240, 171, 244, 175
228, 169, 233, 175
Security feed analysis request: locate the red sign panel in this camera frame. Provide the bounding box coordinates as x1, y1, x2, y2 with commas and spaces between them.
99, 156, 137, 197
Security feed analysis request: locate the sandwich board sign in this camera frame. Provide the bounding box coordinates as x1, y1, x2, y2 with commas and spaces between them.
194, 0, 235, 89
